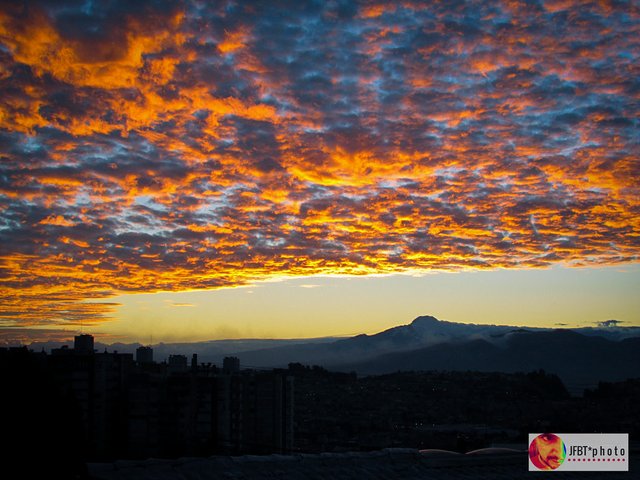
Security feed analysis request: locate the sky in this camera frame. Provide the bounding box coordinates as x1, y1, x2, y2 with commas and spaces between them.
0, 0, 638, 344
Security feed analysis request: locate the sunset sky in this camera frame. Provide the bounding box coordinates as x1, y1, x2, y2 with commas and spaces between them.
1, 0, 638, 344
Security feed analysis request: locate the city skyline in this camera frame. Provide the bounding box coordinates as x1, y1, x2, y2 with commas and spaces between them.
1, 1, 638, 343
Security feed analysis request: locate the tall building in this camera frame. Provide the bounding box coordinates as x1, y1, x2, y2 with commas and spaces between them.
74, 334, 95, 354
8, 348, 293, 460
215, 370, 294, 454
222, 356, 240, 373
135, 346, 154, 365
127, 371, 162, 458
168, 354, 188, 374
49, 342, 134, 459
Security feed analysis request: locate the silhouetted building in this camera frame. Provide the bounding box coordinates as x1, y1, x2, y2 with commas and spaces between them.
3, 348, 294, 461
135, 346, 153, 365
74, 334, 95, 354
1, 346, 87, 478
222, 356, 240, 374
216, 370, 294, 454
168, 354, 188, 374
127, 371, 162, 458
49, 344, 134, 459
191, 353, 198, 371
51, 344, 72, 355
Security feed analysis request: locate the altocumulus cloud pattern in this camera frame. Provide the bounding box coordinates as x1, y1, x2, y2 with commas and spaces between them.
0, 0, 638, 327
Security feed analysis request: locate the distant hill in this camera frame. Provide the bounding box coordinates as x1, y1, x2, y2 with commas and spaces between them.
334, 329, 640, 390
200, 316, 640, 370
221, 315, 527, 367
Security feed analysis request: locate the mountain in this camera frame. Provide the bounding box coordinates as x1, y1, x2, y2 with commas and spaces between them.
190, 316, 640, 374
335, 329, 640, 391
193, 316, 639, 391
198, 316, 545, 367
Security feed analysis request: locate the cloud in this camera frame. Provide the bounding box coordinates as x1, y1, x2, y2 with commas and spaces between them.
0, 0, 638, 327
164, 301, 196, 308
596, 320, 624, 328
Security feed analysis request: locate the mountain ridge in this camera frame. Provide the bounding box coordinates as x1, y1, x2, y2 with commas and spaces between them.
16, 315, 640, 389
333, 327, 640, 392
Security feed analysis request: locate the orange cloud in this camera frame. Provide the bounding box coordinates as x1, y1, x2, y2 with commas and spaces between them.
0, 0, 638, 329
0, 7, 185, 90
39, 215, 75, 227
218, 27, 250, 54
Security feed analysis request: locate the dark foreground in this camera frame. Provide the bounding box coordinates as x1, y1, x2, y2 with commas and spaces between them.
89, 448, 640, 480
3, 343, 638, 479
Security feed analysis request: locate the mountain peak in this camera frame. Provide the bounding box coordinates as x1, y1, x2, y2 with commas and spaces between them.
410, 315, 440, 326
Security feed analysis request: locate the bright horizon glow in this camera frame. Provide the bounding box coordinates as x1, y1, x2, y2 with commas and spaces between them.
70, 263, 640, 343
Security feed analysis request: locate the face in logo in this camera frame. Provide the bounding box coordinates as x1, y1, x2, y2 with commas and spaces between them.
529, 433, 566, 470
